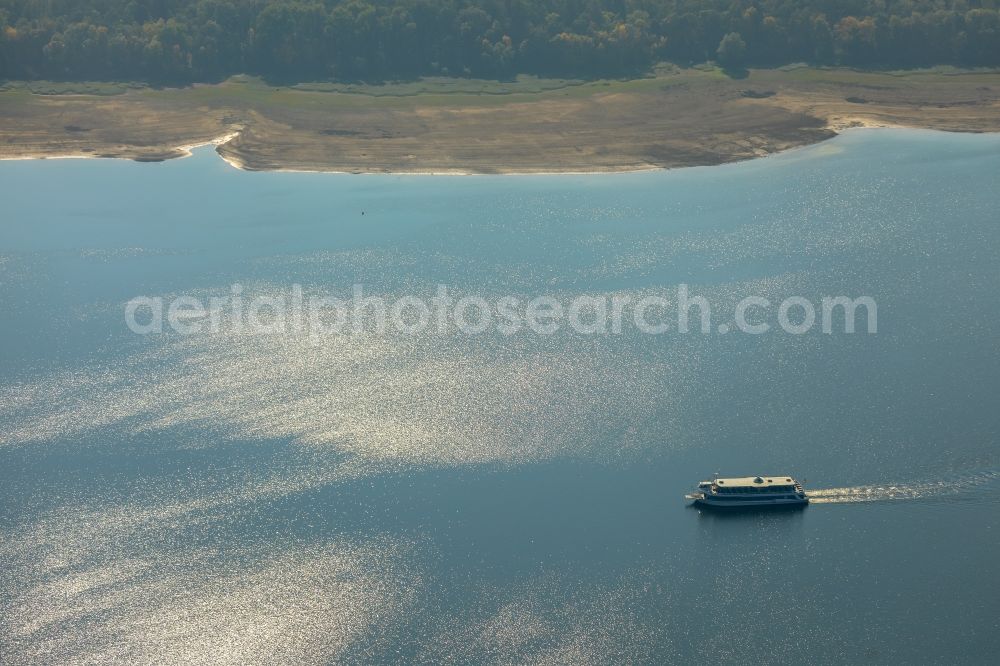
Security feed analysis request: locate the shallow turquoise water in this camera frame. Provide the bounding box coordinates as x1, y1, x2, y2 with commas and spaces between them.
1, 129, 999, 663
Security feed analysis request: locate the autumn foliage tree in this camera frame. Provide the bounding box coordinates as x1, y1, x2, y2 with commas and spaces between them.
0, 1, 998, 84
716, 32, 746, 69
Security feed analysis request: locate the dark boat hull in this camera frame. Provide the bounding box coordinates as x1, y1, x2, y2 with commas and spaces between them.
693, 497, 808, 510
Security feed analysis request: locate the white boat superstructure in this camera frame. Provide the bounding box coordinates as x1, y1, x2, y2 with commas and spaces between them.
685, 474, 808, 508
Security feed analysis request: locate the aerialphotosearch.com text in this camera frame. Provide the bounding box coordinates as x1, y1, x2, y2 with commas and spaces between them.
125, 284, 877, 341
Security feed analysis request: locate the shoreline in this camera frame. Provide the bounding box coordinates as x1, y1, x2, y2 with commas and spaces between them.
0, 129, 243, 164
4, 125, 994, 178
2, 67, 999, 175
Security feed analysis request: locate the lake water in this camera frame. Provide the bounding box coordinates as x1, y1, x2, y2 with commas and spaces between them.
1, 129, 998, 664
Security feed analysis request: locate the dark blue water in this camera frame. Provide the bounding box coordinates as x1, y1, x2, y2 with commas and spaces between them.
1, 130, 998, 664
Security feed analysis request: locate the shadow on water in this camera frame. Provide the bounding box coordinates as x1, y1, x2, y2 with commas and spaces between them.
689, 503, 809, 521
688, 503, 810, 536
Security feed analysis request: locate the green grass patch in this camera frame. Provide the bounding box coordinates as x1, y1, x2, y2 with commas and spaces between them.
1, 80, 146, 96
760, 65, 1000, 86
165, 67, 724, 110
290, 74, 589, 96
14, 65, 995, 114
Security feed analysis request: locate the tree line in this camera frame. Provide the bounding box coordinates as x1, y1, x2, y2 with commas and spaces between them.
1, 1, 998, 84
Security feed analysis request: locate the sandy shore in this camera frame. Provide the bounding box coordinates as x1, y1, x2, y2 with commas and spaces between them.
1, 67, 998, 174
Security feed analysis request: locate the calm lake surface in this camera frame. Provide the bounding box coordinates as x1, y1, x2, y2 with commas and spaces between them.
1, 129, 998, 664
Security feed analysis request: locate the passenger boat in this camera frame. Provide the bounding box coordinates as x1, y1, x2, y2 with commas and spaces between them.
685, 474, 808, 508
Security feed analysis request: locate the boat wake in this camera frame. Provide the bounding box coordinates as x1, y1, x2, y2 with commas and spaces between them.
807, 470, 1000, 504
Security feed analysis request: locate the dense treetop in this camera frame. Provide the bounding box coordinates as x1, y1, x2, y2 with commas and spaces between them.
1, 1, 998, 83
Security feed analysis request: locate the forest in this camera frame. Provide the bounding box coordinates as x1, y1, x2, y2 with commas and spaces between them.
1, 1, 998, 83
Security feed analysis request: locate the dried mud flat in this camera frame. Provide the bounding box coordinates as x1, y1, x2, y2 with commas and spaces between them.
1, 67, 998, 174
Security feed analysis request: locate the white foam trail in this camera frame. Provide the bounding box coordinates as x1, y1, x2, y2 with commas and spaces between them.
807, 470, 999, 504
